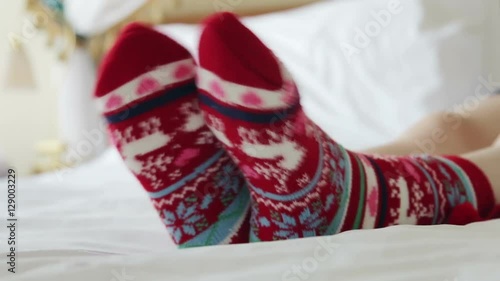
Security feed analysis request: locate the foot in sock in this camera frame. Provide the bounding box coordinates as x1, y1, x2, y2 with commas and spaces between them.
197, 13, 497, 242
95, 22, 250, 247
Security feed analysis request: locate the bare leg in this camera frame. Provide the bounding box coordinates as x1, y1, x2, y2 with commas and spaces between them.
364, 95, 500, 156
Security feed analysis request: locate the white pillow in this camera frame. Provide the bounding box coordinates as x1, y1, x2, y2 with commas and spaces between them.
65, 0, 147, 35
158, 0, 499, 150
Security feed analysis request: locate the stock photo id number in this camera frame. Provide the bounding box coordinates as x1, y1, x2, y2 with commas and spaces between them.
6, 169, 17, 274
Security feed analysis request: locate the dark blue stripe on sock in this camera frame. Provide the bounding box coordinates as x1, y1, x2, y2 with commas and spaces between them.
198, 93, 300, 124
105, 81, 197, 124
368, 158, 388, 228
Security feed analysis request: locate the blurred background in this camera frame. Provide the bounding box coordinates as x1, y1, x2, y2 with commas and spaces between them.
0, 0, 499, 176
0, 1, 62, 175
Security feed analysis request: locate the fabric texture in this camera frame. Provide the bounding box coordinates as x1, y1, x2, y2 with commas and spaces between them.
197, 12, 497, 242
94, 23, 250, 247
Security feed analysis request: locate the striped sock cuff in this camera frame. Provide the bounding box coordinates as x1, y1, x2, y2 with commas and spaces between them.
198, 92, 300, 124
105, 80, 197, 124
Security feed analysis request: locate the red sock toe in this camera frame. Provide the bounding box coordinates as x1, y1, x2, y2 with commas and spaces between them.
95, 22, 192, 98
199, 12, 283, 90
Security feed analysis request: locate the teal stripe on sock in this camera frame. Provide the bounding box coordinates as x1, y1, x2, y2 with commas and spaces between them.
179, 187, 250, 248
326, 145, 352, 234
352, 156, 366, 230
249, 229, 261, 243
435, 156, 477, 208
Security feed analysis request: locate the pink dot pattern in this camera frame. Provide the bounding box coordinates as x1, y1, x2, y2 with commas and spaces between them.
174, 64, 193, 80
210, 81, 226, 98
137, 77, 161, 96
106, 94, 123, 110
241, 91, 263, 106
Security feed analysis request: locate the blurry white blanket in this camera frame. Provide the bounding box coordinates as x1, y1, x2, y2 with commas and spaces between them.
7, 225, 500, 280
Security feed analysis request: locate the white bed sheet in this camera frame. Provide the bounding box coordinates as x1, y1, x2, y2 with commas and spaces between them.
2, 0, 500, 280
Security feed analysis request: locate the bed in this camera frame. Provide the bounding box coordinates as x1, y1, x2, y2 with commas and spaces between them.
4, 0, 500, 280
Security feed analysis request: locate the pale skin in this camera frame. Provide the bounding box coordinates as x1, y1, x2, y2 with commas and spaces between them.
363, 95, 500, 204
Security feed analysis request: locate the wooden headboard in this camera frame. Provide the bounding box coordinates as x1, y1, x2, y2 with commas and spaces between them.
27, 0, 319, 64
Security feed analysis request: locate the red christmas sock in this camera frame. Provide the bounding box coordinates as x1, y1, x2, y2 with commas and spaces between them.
95, 22, 250, 247
197, 13, 497, 242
